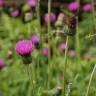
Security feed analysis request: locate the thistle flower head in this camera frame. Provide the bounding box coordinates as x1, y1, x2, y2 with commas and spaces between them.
27, 0, 36, 8
69, 50, 75, 59
42, 48, 48, 57
0, 0, 5, 7
15, 40, 34, 56
31, 35, 40, 45
0, 59, 5, 70
83, 4, 92, 13
44, 13, 56, 24
59, 43, 67, 52
68, 2, 80, 13
11, 10, 19, 17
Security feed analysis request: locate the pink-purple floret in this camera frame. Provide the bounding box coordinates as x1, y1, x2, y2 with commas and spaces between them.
44, 13, 56, 24
0, 0, 5, 7
42, 48, 48, 57
83, 4, 92, 13
59, 43, 67, 51
0, 59, 5, 70
11, 10, 19, 17
15, 40, 34, 56
68, 2, 80, 13
27, 0, 36, 8
69, 50, 75, 59
31, 35, 40, 45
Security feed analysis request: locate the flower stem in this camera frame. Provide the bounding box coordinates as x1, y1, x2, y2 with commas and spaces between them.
36, 0, 41, 35
91, 0, 96, 44
25, 65, 34, 96
75, 16, 80, 62
47, 0, 51, 89
63, 36, 69, 96
27, 23, 31, 36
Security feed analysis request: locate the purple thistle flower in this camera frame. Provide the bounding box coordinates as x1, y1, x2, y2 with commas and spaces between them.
42, 48, 48, 57
69, 50, 75, 59
83, 4, 92, 13
11, 10, 19, 17
68, 2, 80, 13
59, 43, 67, 52
0, 0, 5, 7
27, 0, 36, 8
31, 35, 40, 45
15, 40, 34, 56
15, 40, 34, 64
0, 59, 5, 71
44, 13, 56, 24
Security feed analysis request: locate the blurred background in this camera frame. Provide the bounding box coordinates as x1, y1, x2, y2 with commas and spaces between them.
0, 0, 96, 96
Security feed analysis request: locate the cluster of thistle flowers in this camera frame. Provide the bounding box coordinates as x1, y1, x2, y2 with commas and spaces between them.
0, 1, 91, 69
68, 2, 92, 13
43, 1, 92, 37
0, 0, 36, 23
15, 35, 49, 64
44, 1, 92, 23
15, 35, 75, 65
0, 1, 92, 19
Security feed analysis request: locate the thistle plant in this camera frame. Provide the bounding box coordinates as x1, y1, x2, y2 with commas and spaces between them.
15, 40, 35, 95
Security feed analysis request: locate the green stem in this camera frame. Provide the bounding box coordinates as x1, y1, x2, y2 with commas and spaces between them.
36, 0, 41, 35
63, 36, 69, 96
47, 0, 51, 89
36, 0, 42, 91
75, 0, 80, 62
85, 64, 96, 96
91, 0, 96, 43
75, 16, 80, 61
27, 23, 31, 36
26, 64, 35, 96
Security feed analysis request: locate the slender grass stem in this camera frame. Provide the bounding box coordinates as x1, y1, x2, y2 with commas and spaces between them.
47, 0, 51, 89
76, 0, 80, 62
36, 0, 41, 35
75, 16, 80, 61
85, 64, 96, 96
30, 63, 36, 95
92, 0, 95, 31
35, 0, 42, 92
25, 65, 34, 96
63, 36, 69, 96
91, 0, 96, 44
27, 23, 31, 36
